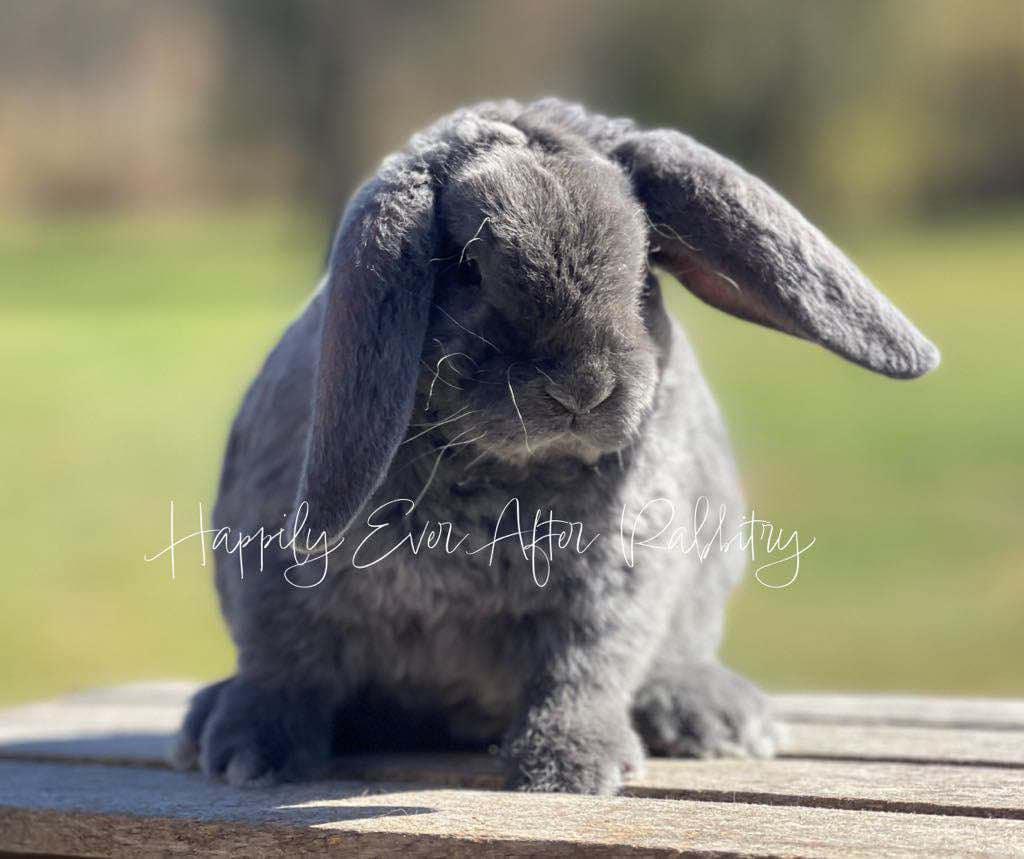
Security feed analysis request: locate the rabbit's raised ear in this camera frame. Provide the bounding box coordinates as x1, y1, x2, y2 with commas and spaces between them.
613, 130, 940, 378
296, 158, 438, 542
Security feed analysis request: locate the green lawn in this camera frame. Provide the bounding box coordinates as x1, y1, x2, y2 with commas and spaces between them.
2, 208, 1022, 705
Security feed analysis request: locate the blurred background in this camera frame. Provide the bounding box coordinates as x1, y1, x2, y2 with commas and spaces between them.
2, 0, 1021, 705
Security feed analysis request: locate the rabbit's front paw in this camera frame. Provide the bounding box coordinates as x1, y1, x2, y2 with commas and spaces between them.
169, 677, 231, 771
504, 708, 644, 794
174, 676, 333, 787
634, 663, 779, 759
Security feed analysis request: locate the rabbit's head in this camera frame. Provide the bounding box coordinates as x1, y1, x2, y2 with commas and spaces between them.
296, 105, 939, 541
424, 139, 660, 465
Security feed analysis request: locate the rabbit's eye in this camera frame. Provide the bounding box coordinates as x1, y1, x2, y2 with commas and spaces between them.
456, 258, 482, 288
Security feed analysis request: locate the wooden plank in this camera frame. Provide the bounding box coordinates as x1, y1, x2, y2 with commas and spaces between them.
774, 693, 1024, 730
3, 730, 1023, 821
34, 681, 202, 707
26, 683, 1024, 726
3, 761, 1024, 858
635, 759, 1024, 818
18, 682, 1024, 727
3, 686, 1021, 769
784, 722, 1024, 768
283, 753, 1024, 819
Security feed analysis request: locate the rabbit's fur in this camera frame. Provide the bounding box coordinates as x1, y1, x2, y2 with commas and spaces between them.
173, 99, 939, 793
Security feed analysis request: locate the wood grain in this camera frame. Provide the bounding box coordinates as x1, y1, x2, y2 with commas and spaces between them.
774, 693, 1024, 730
3, 761, 1024, 858
783, 722, 1024, 767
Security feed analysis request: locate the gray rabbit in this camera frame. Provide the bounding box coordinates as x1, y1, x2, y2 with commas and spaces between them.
171, 99, 939, 793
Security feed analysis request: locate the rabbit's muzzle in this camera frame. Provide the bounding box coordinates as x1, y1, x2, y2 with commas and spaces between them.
428, 344, 657, 465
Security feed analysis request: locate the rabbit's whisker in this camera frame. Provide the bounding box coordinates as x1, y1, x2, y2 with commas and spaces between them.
641, 213, 740, 293
424, 357, 464, 411
462, 448, 492, 472
507, 364, 533, 456
459, 217, 490, 265
466, 374, 505, 387
397, 424, 479, 473
642, 212, 699, 251
433, 343, 480, 369
412, 429, 487, 508
423, 360, 463, 406
408, 405, 472, 427
433, 305, 501, 354
436, 352, 474, 379
715, 270, 741, 292
534, 365, 555, 386
403, 407, 477, 445
424, 346, 482, 410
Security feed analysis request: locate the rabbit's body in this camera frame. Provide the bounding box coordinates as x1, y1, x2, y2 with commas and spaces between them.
174, 99, 937, 792
210, 284, 747, 753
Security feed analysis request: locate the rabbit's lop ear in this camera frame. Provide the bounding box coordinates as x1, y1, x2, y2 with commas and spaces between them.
613, 130, 939, 378
296, 158, 437, 541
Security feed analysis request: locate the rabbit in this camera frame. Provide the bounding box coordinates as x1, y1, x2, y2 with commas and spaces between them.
170, 98, 939, 793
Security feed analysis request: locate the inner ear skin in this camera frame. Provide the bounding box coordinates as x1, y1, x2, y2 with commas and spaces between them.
654, 243, 803, 339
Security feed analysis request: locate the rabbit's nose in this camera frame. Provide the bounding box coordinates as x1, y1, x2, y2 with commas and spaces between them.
545, 378, 616, 415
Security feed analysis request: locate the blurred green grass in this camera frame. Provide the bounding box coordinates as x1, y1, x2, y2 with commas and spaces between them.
2, 209, 1022, 705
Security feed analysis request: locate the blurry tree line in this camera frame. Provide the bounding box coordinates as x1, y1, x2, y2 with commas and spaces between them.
1, 0, 1021, 225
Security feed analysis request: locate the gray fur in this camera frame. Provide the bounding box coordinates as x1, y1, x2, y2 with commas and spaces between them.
171, 99, 939, 793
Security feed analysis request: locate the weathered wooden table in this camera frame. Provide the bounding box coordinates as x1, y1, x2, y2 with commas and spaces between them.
0, 683, 1021, 856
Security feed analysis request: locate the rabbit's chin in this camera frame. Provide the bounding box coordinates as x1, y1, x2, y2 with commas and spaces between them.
480, 431, 626, 468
